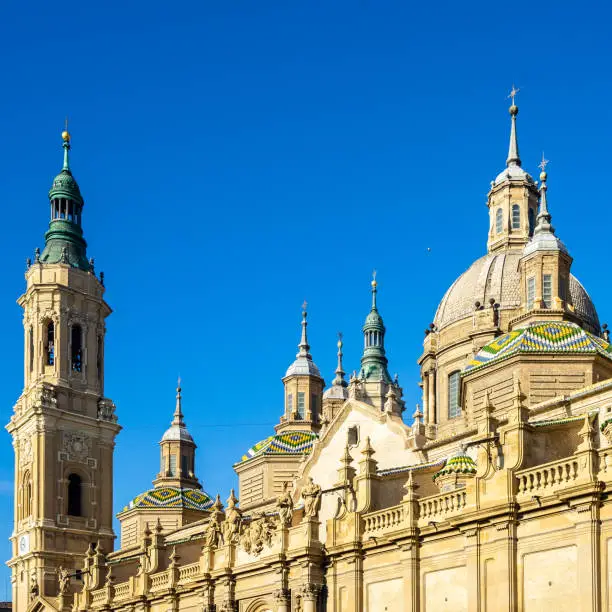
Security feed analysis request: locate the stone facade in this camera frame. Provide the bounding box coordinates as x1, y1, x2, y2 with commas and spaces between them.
11, 100, 612, 612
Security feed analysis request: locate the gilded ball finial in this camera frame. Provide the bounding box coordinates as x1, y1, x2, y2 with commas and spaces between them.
62, 130, 71, 143
509, 104, 518, 116
539, 170, 547, 182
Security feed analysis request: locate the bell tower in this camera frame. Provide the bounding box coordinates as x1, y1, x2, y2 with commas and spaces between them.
6, 129, 120, 607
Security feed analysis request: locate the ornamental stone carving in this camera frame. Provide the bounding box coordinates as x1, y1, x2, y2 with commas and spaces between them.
97, 399, 117, 422
19, 436, 33, 467
222, 489, 242, 544
33, 384, 57, 410
62, 431, 91, 462
239, 514, 277, 556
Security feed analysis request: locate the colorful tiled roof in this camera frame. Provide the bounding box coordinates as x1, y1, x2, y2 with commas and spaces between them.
241, 431, 318, 462
126, 486, 213, 512
433, 451, 477, 481
464, 321, 612, 374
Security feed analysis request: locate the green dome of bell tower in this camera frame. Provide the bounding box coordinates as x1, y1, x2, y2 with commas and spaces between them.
358, 273, 392, 383
39, 129, 90, 271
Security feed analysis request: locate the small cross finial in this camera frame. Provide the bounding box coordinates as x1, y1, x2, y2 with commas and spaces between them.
64, 116, 69, 131
372, 269, 377, 282
302, 300, 308, 313
507, 84, 520, 105
177, 375, 181, 388
538, 153, 550, 173
338, 331, 343, 342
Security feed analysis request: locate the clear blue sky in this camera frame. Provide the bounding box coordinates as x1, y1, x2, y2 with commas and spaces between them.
1, 0, 611, 595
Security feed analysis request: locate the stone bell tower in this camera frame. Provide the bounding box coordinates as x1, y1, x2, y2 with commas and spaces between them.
6, 129, 120, 608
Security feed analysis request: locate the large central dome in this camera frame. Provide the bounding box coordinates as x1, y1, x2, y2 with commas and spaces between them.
433, 251, 599, 333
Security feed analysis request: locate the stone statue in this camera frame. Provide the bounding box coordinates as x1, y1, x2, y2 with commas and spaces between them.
57, 566, 71, 594
222, 490, 242, 544
29, 573, 39, 601
204, 514, 223, 549
276, 481, 294, 527
302, 477, 322, 519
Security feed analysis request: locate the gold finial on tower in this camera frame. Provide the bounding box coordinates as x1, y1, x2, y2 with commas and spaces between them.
62, 116, 71, 143
371, 269, 377, 288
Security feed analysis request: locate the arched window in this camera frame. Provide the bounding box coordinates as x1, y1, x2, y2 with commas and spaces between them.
45, 321, 55, 366
29, 327, 34, 372
97, 335, 103, 382
528, 208, 536, 236
448, 371, 461, 419
71, 325, 83, 373
67, 474, 82, 516
22, 471, 32, 519
495, 208, 503, 234
512, 204, 520, 229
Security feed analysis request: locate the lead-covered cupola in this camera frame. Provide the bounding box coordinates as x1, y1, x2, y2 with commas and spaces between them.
40, 129, 91, 270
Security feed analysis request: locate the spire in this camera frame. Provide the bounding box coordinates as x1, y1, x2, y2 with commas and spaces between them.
534, 154, 554, 234
333, 333, 347, 387
172, 377, 185, 426
284, 302, 322, 378
506, 85, 521, 167
62, 118, 71, 171
371, 270, 378, 310
297, 301, 311, 359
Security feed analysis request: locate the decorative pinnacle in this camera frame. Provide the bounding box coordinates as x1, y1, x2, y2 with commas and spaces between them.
535, 155, 554, 234
172, 377, 185, 426
61, 118, 71, 171
371, 270, 378, 310
506, 85, 521, 167
333, 332, 347, 387
297, 301, 311, 358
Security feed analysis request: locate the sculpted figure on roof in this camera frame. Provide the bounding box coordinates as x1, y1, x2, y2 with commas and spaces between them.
302, 477, 322, 519
277, 482, 294, 527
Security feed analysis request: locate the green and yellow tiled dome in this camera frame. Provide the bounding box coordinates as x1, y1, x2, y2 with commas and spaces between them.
433, 450, 477, 482
126, 486, 213, 512
464, 321, 612, 374
241, 430, 318, 462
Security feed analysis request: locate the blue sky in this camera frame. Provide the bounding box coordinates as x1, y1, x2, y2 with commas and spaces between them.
0, 0, 611, 594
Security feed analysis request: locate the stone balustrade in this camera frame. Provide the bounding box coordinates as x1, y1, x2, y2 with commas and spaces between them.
91, 588, 106, 605
178, 562, 200, 584
150, 569, 170, 592
418, 490, 467, 524
363, 505, 405, 536
113, 581, 131, 601
516, 457, 580, 496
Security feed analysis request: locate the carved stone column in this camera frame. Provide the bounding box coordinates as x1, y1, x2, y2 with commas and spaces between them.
301, 584, 320, 612
274, 588, 291, 612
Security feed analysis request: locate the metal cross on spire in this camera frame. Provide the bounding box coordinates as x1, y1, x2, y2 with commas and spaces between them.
507, 84, 520, 105
302, 300, 308, 313
538, 153, 550, 173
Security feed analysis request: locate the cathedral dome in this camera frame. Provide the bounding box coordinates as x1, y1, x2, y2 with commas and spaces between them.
433, 251, 600, 333
49, 168, 84, 205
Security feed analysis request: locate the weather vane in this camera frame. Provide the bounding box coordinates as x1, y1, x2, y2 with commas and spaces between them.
338, 331, 343, 342
65, 116, 69, 131
507, 84, 520, 105
538, 153, 550, 172
302, 300, 308, 312
372, 269, 377, 281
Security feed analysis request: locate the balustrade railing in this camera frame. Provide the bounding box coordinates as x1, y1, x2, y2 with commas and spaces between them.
516, 457, 580, 495
150, 570, 170, 591
418, 490, 467, 522
178, 562, 200, 584
363, 505, 405, 535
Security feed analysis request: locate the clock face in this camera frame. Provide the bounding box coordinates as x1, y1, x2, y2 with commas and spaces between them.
18, 534, 29, 555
